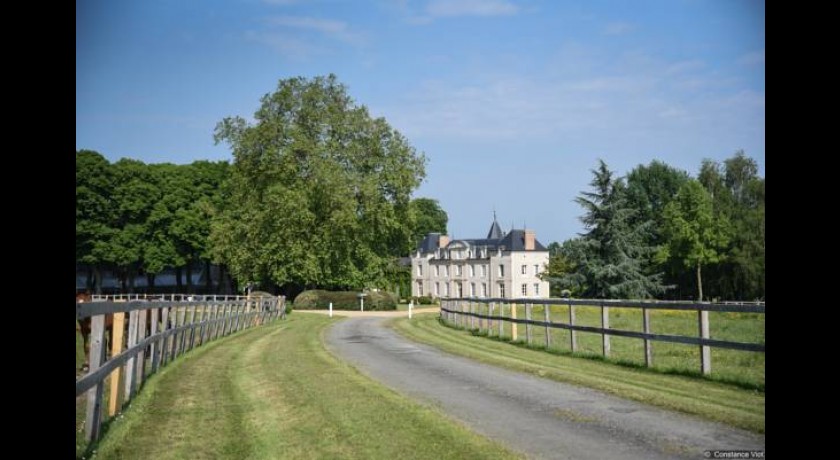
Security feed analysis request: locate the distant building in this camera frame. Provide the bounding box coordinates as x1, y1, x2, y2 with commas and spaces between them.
411, 216, 549, 299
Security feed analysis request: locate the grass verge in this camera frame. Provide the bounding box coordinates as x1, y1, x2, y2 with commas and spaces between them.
85, 314, 521, 460
390, 313, 764, 434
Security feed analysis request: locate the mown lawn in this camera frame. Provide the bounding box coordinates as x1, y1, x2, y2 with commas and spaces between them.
82, 314, 520, 460
441, 303, 764, 389
391, 313, 765, 433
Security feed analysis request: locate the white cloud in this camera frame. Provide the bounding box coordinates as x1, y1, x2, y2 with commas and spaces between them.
603, 22, 634, 36
245, 31, 322, 59
426, 0, 519, 17
266, 15, 365, 45
739, 49, 765, 67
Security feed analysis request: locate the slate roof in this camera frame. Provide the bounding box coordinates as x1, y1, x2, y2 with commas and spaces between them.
416, 219, 547, 254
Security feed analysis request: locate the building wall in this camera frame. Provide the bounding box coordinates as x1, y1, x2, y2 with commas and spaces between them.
411, 249, 549, 299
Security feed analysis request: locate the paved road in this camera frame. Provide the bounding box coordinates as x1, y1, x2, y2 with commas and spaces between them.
326, 317, 765, 460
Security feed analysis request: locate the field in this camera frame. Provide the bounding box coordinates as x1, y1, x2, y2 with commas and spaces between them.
391, 312, 764, 433
441, 304, 764, 389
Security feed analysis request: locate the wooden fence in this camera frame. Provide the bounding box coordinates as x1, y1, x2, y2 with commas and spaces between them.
439, 297, 764, 376
76, 294, 286, 443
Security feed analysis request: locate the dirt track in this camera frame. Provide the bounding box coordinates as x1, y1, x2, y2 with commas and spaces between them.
325, 316, 765, 460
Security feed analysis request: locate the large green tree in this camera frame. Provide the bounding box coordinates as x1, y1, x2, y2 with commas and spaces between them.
574, 160, 664, 299
409, 198, 448, 249
661, 180, 731, 301
212, 75, 426, 292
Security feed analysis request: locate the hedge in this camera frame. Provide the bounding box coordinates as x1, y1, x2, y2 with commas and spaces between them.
293, 290, 397, 311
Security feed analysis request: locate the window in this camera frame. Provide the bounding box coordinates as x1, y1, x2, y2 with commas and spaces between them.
481, 265, 487, 277
434, 282, 439, 296
443, 266, 448, 277
444, 283, 450, 296
534, 265, 540, 275
521, 265, 527, 275
469, 265, 475, 277
417, 264, 423, 276
456, 282, 463, 297
521, 284, 527, 296
498, 265, 505, 277
417, 281, 423, 296
534, 283, 540, 296
470, 283, 476, 296
481, 283, 488, 297
499, 283, 506, 298
455, 265, 462, 276
435, 265, 440, 277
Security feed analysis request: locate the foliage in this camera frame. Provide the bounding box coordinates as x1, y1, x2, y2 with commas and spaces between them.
409, 198, 448, 249
293, 289, 397, 310
75, 150, 229, 293
572, 160, 664, 299
212, 75, 426, 291
661, 180, 731, 301
412, 295, 435, 305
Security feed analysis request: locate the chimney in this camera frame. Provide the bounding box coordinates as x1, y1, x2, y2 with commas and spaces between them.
524, 230, 535, 250
439, 235, 450, 248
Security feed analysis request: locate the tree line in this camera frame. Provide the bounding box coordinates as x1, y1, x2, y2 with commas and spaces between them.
77, 75, 447, 296
544, 152, 765, 301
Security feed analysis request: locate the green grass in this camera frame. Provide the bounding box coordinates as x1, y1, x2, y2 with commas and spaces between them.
84, 314, 520, 460
441, 304, 764, 389
390, 313, 765, 433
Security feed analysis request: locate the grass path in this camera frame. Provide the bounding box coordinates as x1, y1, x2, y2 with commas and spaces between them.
89, 314, 519, 460
390, 314, 765, 433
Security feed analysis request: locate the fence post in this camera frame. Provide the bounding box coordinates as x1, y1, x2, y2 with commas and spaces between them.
125, 310, 139, 400
511, 302, 518, 341
159, 307, 170, 367
488, 302, 494, 336
188, 305, 198, 350
544, 303, 552, 349
699, 309, 711, 374
329, 302, 333, 318
643, 307, 652, 367
85, 314, 106, 442
568, 299, 577, 352
525, 303, 533, 345
499, 302, 504, 338
137, 309, 147, 386
108, 312, 126, 417
150, 308, 160, 373
601, 303, 610, 358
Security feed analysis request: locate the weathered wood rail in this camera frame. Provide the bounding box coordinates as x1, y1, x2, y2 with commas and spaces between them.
76, 294, 286, 442
439, 297, 765, 376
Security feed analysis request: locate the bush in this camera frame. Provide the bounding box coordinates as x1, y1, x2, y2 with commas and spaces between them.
293, 290, 397, 311
412, 296, 435, 305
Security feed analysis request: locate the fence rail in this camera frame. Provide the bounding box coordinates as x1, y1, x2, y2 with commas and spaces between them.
439, 297, 764, 376
76, 294, 286, 443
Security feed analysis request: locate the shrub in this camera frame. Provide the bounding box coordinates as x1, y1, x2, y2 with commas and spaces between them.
412, 296, 434, 305
293, 290, 397, 311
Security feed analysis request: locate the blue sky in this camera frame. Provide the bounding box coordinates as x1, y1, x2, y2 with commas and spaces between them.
76, 0, 765, 245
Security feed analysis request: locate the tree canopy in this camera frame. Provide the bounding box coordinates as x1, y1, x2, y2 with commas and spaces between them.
211, 75, 426, 292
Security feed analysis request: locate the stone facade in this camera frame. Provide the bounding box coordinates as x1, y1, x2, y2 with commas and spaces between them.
411, 218, 550, 299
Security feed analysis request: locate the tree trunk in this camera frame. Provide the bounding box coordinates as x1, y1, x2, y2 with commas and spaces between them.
86, 266, 94, 291
147, 273, 156, 290
696, 262, 703, 302
205, 260, 213, 293
186, 262, 193, 292
93, 266, 102, 295
128, 267, 135, 293
176, 267, 183, 290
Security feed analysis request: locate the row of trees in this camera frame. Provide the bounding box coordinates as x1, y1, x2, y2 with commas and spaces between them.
76, 152, 229, 292
78, 75, 445, 297
545, 152, 764, 301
